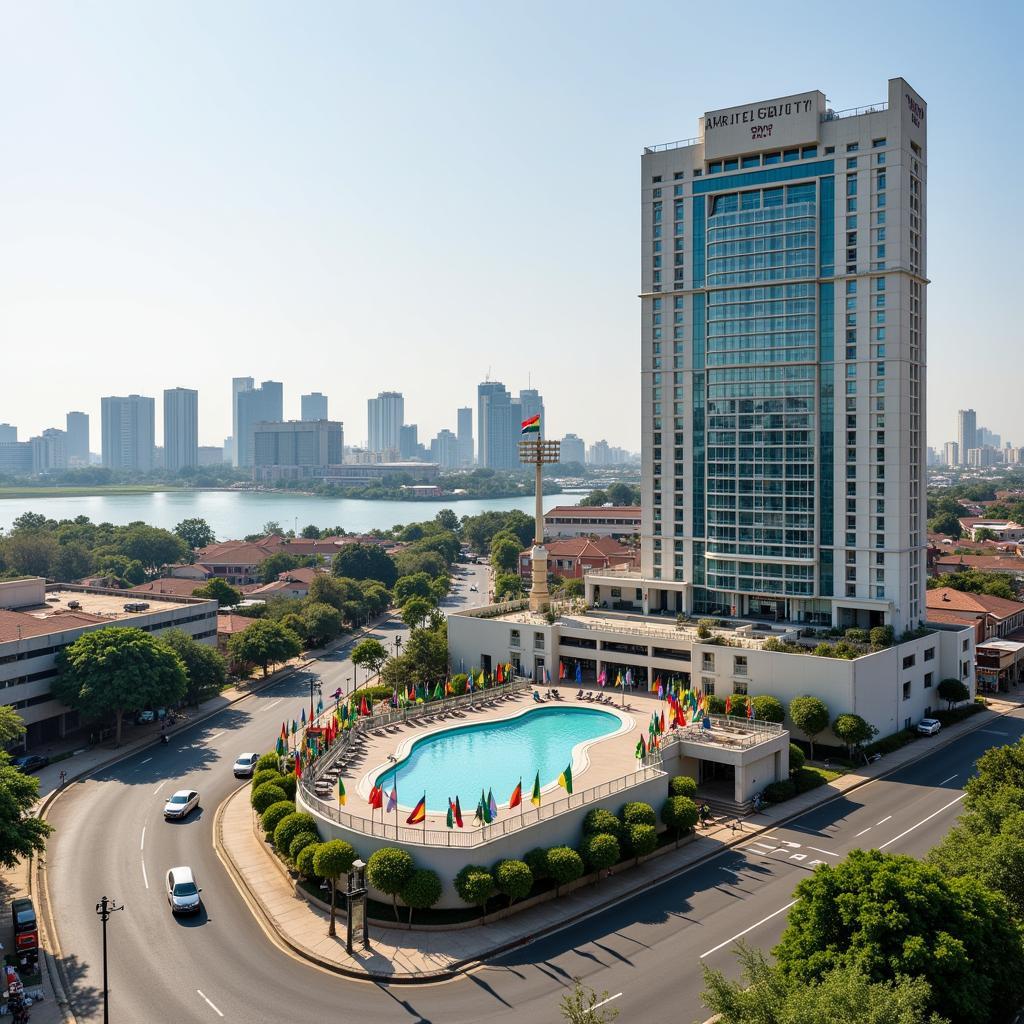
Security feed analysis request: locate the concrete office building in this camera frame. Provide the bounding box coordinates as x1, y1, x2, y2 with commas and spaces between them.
449, 79, 974, 747
163, 387, 199, 472
30, 429, 67, 474
958, 409, 977, 467
0, 425, 17, 443
367, 392, 404, 453
301, 392, 329, 422
231, 377, 254, 466
252, 420, 343, 481
478, 380, 516, 470
198, 445, 225, 466
101, 395, 155, 471
430, 428, 459, 469
560, 433, 586, 465
943, 441, 959, 467
518, 388, 545, 428
399, 424, 420, 460
235, 380, 283, 467
0, 444, 31, 473
457, 407, 474, 467
65, 412, 89, 465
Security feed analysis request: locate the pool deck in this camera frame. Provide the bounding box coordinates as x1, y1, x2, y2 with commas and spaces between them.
311, 687, 649, 829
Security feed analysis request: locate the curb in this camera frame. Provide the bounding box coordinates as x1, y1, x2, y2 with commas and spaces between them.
215, 697, 1022, 983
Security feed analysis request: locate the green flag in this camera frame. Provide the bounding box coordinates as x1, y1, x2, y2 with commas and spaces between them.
531, 770, 541, 807
446, 801, 454, 829
558, 763, 573, 795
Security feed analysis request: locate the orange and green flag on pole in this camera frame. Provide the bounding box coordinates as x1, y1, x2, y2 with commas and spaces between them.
521, 414, 540, 435
557, 762, 573, 795
508, 778, 522, 809
531, 770, 542, 806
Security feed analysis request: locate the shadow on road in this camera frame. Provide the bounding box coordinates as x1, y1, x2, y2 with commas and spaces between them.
59, 952, 102, 1020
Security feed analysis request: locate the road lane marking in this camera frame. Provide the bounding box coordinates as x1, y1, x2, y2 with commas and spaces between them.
140, 827, 145, 851
980, 729, 1009, 736
138, 757, 152, 766
197, 990, 224, 1017
153, 783, 166, 796
939, 774, 958, 786
805, 846, 838, 857
878, 795, 965, 851
591, 993, 622, 1011
876, 815, 892, 826
207, 731, 225, 741
789, 853, 806, 861
262, 699, 284, 712
700, 901, 797, 958
141, 861, 148, 889
854, 827, 872, 837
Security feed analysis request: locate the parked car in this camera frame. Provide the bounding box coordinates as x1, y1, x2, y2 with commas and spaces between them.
163, 789, 200, 819
12, 755, 50, 773
11, 897, 38, 954
166, 866, 202, 914
233, 752, 259, 778
917, 718, 942, 736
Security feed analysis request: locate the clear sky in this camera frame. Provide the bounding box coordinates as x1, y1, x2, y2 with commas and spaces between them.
0, 1, 1018, 452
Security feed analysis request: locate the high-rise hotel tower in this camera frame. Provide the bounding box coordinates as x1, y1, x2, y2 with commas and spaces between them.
640, 79, 927, 634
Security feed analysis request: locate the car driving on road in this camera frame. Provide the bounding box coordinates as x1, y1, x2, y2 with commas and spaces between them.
12, 754, 50, 773
917, 718, 942, 736
163, 789, 200, 819
166, 866, 202, 914
233, 752, 259, 778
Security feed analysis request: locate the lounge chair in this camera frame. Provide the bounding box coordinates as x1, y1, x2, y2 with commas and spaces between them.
532, 690, 544, 703
576, 689, 584, 700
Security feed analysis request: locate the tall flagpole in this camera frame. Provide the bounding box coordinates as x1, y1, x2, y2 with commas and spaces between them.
519, 430, 559, 614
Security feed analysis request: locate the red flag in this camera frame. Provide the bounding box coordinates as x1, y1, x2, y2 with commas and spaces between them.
747, 700, 754, 719
294, 756, 302, 779
559, 661, 566, 680
725, 696, 732, 715
369, 784, 383, 810
496, 662, 504, 683
453, 795, 464, 828
508, 780, 523, 809
359, 695, 370, 717
659, 710, 666, 734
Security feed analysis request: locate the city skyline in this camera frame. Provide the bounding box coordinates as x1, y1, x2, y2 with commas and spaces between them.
2, 6, 1018, 453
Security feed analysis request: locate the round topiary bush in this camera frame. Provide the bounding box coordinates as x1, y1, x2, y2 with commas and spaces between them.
582, 832, 621, 875
400, 868, 443, 926
763, 779, 796, 804
256, 752, 281, 773
277, 772, 297, 800
582, 807, 622, 839
454, 864, 496, 919
367, 847, 414, 922
546, 846, 584, 895
260, 800, 295, 836
669, 775, 698, 799
751, 695, 785, 723
789, 743, 806, 772
661, 795, 699, 845
620, 801, 657, 828
523, 847, 550, 881
295, 841, 322, 880
628, 823, 658, 862
251, 769, 284, 792
251, 782, 288, 814
289, 830, 320, 862
273, 811, 319, 854
494, 859, 533, 906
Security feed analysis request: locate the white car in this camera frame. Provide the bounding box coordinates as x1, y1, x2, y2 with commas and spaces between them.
233, 752, 259, 778
166, 866, 202, 914
163, 789, 200, 819
917, 718, 942, 736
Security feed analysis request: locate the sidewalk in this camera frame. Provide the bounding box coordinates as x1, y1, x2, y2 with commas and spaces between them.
217, 692, 1024, 981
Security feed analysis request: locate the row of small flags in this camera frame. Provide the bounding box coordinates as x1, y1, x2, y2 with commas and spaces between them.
359, 766, 573, 827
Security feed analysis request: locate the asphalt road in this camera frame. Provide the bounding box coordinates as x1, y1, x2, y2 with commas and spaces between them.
43, 588, 1022, 1023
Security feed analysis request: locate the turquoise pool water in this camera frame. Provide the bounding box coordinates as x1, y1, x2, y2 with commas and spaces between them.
375, 706, 619, 813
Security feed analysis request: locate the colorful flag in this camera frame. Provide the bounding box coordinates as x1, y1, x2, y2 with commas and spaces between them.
725, 695, 733, 715
660, 709, 666, 733
488, 788, 498, 821
509, 779, 523, 809
598, 668, 607, 687
748, 701, 755, 720
338, 779, 347, 807
359, 695, 370, 717
575, 663, 582, 684
446, 801, 454, 829
294, 756, 302, 779
369, 784, 383, 810
521, 414, 541, 435
406, 794, 427, 825
276, 735, 285, 756
635, 735, 647, 758
559, 661, 566, 680
454, 795, 464, 827
531, 770, 542, 806
479, 788, 492, 824
557, 762, 573, 794
496, 662, 504, 683
615, 670, 622, 688
291, 719, 297, 735
386, 785, 398, 813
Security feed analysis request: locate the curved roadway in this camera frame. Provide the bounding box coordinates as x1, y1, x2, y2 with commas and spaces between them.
42, 590, 1022, 1022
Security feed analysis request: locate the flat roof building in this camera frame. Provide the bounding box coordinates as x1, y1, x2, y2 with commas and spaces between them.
101, 395, 155, 472
163, 387, 199, 472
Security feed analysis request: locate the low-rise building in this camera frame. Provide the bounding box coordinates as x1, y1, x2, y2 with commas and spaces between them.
925, 587, 1024, 640
519, 537, 638, 581
248, 567, 322, 600
543, 505, 642, 540
976, 638, 1024, 693
958, 517, 1024, 542
0, 577, 217, 748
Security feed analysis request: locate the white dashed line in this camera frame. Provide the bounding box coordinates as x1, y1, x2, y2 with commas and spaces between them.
140, 827, 145, 851
938, 774, 958, 786
878, 795, 965, 850
141, 861, 148, 890
153, 783, 166, 796
262, 699, 284, 712
139, 757, 152, 766
805, 846, 838, 857
197, 990, 224, 1017
876, 815, 892, 826
700, 901, 798, 958
854, 827, 872, 838
207, 731, 225, 741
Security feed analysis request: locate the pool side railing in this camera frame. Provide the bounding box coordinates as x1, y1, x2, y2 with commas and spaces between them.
300, 761, 667, 848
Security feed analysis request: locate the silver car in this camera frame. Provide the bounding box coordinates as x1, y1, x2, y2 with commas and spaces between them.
233, 752, 259, 778
163, 789, 199, 819
166, 866, 202, 914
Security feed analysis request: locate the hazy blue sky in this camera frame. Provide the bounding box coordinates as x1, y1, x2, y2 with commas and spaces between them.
0, 1, 1018, 451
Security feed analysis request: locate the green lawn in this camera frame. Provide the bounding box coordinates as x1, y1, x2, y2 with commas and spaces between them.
0, 485, 185, 498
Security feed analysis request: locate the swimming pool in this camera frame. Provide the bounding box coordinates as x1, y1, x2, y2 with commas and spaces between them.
373, 706, 621, 813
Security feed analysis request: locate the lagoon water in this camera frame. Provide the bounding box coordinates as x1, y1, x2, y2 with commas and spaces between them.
0, 489, 573, 539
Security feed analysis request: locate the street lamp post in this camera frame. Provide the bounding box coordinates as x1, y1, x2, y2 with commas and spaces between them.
95, 895, 123, 1023
394, 635, 403, 658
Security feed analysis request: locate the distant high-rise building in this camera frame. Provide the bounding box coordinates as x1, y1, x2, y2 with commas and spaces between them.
65, 412, 89, 465
101, 395, 155, 471
251, 420, 344, 480
231, 377, 254, 467
518, 388, 545, 429
198, 445, 224, 466
223, 437, 234, 465
977, 426, 1001, 449
0, 443, 31, 473
943, 441, 959, 467
301, 392, 329, 422
367, 392, 404, 453
456, 407, 473, 467
588, 439, 628, 466
431, 429, 459, 469
0, 424, 17, 444
399, 424, 420, 460
560, 433, 586, 466
957, 410, 977, 466
235, 381, 283, 467
163, 387, 199, 472
30, 429, 68, 474
478, 381, 516, 470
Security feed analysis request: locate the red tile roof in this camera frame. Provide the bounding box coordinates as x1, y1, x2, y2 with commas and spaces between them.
933, 554, 1024, 574
544, 506, 642, 520
216, 613, 255, 635
926, 587, 1024, 621
0, 609, 108, 642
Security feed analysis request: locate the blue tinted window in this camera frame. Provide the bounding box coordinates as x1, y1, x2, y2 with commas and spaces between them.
763, 187, 783, 207
802, 145, 817, 158
724, 158, 739, 171
740, 190, 760, 210
783, 149, 799, 162
741, 156, 760, 168
763, 152, 780, 165
708, 161, 722, 174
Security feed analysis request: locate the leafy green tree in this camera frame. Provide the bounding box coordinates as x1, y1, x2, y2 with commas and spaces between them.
927, 509, 962, 538
832, 713, 878, 758
929, 570, 1015, 601
937, 678, 969, 709
401, 597, 433, 631
288, 830, 320, 862
490, 535, 521, 574
332, 544, 398, 588
52, 542, 93, 583
94, 554, 146, 585
974, 527, 997, 542
750, 694, 785, 723
0, 706, 25, 747
258, 552, 302, 583
0, 756, 52, 868
583, 807, 623, 839
295, 842, 322, 881
789, 743, 806, 772
2, 532, 60, 577
272, 812, 318, 854
669, 775, 698, 799
582, 833, 620, 876
174, 518, 215, 550
774, 848, 1024, 1024
494, 572, 525, 600
313, 839, 357, 936
546, 846, 584, 896
559, 978, 621, 1024
393, 572, 434, 606
350, 638, 388, 678
228, 619, 302, 677
702, 943, 941, 1024
367, 847, 414, 921
302, 602, 342, 647
191, 578, 242, 607
400, 867, 442, 927
620, 801, 656, 827
627, 822, 657, 863
307, 574, 346, 612
494, 859, 533, 906
300, 524, 321, 539
523, 847, 550, 881
606, 482, 639, 505
358, 580, 390, 617
54, 627, 187, 744
788, 696, 830, 759
158, 628, 226, 705
117, 525, 188, 572
261, 521, 284, 536
260, 801, 295, 837
661, 796, 698, 846
454, 864, 495, 921
435, 508, 459, 531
